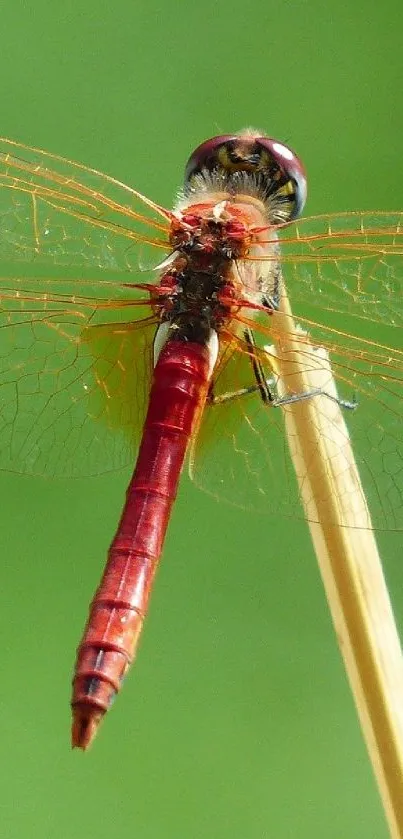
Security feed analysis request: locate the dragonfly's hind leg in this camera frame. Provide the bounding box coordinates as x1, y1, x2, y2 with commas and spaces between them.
271, 388, 357, 410
207, 328, 276, 406
208, 328, 357, 411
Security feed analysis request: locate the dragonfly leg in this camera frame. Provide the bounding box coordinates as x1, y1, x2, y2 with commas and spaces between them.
208, 380, 270, 405
208, 328, 276, 406
271, 389, 357, 410
243, 327, 274, 404
208, 327, 357, 411
208, 378, 357, 411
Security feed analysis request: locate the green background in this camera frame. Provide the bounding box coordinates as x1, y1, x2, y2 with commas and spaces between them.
0, 1, 402, 837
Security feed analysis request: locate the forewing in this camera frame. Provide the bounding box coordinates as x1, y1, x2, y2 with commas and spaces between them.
0, 138, 170, 272
258, 211, 403, 325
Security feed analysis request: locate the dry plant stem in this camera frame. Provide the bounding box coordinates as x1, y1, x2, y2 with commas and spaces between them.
270, 288, 403, 837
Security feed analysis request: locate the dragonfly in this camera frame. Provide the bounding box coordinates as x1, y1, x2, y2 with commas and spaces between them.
0, 130, 402, 749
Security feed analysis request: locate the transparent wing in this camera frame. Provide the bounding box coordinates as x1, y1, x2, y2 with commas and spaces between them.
0, 139, 173, 476
0, 275, 156, 476
0, 138, 171, 273
191, 215, 403, 531
257, 211, 403, 326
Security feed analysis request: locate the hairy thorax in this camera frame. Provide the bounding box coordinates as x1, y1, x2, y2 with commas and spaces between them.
153, 191, 280, 344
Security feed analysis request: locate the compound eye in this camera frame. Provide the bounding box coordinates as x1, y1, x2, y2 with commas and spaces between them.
184, 135, 238, 183
255, 137, 307, 220
184, 133, 307, 223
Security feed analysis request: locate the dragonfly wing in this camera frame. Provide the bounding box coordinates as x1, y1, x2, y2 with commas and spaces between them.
258, 211, 403, 326
190, 239, 403, 533
0, 138, 170, 272
0, 139, 169, 477
276, 213, 403, 530
189, 331, 300, 519
0, 280, 156, 476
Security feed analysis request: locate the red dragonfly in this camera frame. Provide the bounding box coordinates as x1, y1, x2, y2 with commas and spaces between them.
0, 131, 401, 749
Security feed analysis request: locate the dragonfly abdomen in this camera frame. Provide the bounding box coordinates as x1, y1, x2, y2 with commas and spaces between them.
71, 338, 214, 749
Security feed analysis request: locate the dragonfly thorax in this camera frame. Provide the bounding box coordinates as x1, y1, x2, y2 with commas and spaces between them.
155, 258, 241, 343
170, 202, 251, 262
154, 196, 280, 343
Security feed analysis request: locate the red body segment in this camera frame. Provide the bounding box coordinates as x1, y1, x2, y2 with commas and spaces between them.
72, 339, 212, 748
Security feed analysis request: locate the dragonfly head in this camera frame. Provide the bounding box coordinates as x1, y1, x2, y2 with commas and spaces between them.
183, 129, 307, 224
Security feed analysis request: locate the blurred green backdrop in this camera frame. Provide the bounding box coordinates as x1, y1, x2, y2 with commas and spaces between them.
0, 1, 402, 837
